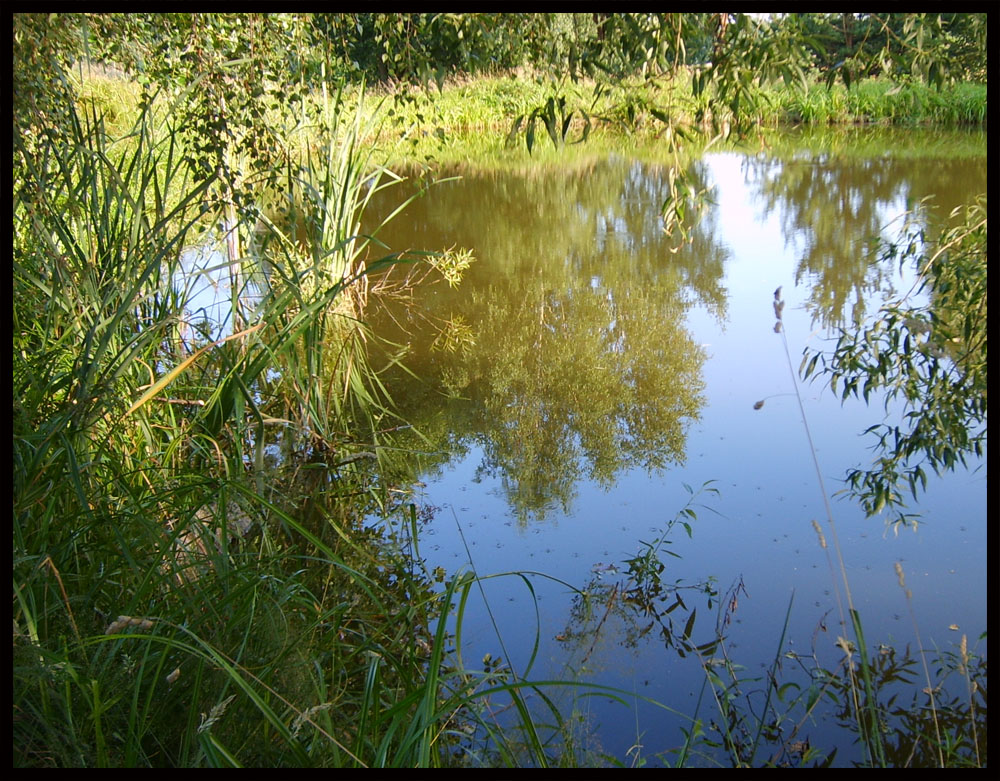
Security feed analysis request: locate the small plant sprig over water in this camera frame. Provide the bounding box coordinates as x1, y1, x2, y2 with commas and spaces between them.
440, 486, 726, 768
767, 286, 884, 764
513, 482, 722, 766
618, 480, 723, 659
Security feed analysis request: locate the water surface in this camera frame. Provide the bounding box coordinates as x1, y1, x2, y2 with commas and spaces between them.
363, 127, 987, 765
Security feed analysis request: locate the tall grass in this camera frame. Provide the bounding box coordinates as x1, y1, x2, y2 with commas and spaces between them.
11, 83, 506, 768
770, 79, 988, 126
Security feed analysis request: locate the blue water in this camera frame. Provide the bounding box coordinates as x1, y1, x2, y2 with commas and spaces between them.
368, 135, 987, 765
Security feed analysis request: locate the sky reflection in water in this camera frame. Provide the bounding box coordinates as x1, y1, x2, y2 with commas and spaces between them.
363, 130, 986, 765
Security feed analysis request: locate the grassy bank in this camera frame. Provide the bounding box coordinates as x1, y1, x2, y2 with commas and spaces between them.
368, 72, 986, 165
769, 78, 988, 126
70, 67, 987, 171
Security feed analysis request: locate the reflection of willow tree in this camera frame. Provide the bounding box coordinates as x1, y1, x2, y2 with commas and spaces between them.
367, 156, 728, 319
749, 155, 904, 328
364, 159, 721, 522
741, 135, 986, 329
461, 278, 705, 523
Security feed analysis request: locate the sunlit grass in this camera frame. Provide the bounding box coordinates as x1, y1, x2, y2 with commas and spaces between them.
770, 78, 987, 126
69, 65, 985, 176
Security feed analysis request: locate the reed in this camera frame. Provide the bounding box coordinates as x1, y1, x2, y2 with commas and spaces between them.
12, 80, 498, 768
246, 86, 414, 458
770, 78, 987, 126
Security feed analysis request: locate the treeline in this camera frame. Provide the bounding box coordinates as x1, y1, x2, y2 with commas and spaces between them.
14, 13, 988, 102
14, 13, 987, 177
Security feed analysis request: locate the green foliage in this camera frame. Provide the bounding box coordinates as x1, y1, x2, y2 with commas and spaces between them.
509, 93, 592, 154
82, 14, 315, 205
309, 13, 542, 86
11, 39, 477, 769
13, 12, 987, 768
792, 13, 987, 88
13, 13, 88, 151
802, 198, 986, 528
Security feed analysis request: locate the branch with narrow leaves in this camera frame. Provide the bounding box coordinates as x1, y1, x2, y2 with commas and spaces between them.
801, 197, 986, 530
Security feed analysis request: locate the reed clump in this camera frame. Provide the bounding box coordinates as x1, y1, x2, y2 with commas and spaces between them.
11, 77, 490, 768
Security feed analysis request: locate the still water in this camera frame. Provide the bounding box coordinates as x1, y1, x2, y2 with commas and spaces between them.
364, 127, 987, 765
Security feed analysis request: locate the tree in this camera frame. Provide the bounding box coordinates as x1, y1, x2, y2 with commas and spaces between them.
792, 12, 988, 87
82, 14, 312, 195
13, 13, 87, 159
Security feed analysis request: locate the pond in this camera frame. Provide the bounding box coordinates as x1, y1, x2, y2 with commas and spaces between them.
361, 126, 987, 766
